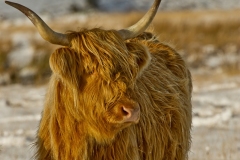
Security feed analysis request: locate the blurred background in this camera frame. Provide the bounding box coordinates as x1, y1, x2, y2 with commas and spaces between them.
0, 0, 240, 159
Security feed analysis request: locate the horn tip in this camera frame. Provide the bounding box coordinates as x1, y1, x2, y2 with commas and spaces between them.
5, 1, 17, 7
5, 1, 12, 5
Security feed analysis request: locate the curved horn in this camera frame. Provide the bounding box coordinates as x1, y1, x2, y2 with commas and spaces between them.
118, 0, 161, 40
5, 1, 69, 46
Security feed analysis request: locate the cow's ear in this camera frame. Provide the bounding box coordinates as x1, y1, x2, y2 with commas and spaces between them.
49, 47, 83, 86
126, 42, 151, 76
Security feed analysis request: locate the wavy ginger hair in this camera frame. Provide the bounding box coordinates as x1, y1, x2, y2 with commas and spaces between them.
34, 29, 192, 160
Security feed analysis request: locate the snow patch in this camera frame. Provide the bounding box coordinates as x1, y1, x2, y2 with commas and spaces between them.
0, 114, 41, 123
0, 136, 25, 147
193, 109, 232, 127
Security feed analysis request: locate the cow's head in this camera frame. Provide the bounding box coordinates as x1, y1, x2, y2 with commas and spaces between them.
6, 0, 161, 143
49, 29, 152, 142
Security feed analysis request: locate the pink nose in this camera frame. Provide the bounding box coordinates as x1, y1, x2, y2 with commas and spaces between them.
122, 105, 140, 123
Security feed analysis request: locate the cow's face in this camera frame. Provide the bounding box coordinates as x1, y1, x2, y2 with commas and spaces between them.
49, 29, 151, 143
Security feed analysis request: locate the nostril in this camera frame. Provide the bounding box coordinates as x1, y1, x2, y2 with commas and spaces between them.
122, 106, 131, 117
121, 105, 140, 123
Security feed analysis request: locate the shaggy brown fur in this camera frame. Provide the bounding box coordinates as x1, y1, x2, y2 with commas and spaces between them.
34, 28, 192, 160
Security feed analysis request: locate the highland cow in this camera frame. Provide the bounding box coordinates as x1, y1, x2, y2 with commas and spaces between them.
6, 0, 192, 159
